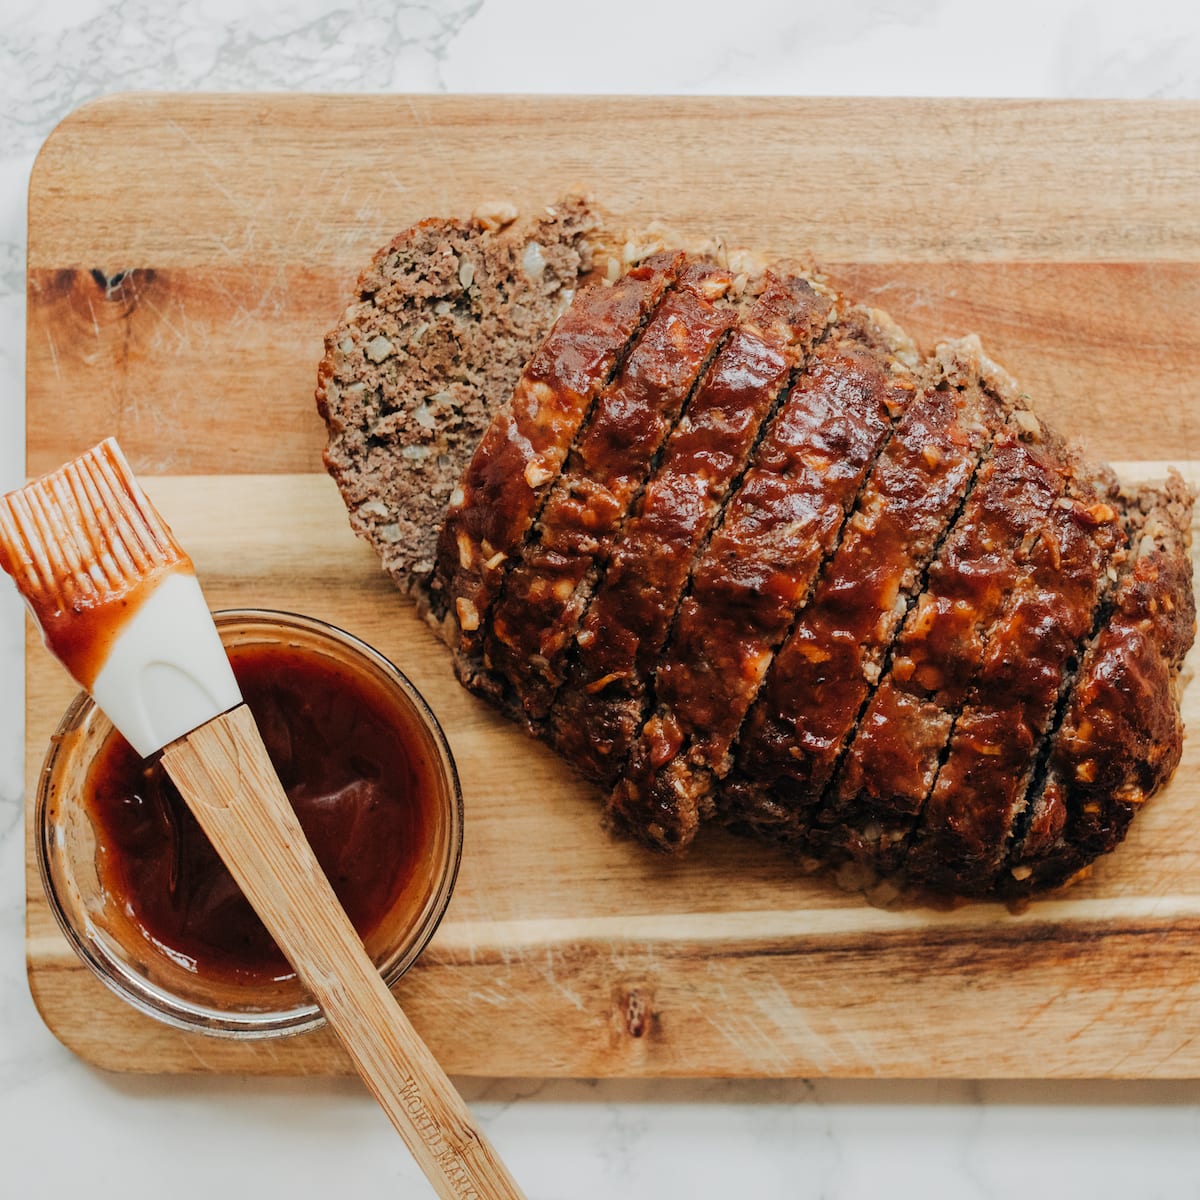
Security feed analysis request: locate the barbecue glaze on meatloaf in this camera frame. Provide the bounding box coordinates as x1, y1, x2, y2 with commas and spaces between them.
318, 200, 1195, 898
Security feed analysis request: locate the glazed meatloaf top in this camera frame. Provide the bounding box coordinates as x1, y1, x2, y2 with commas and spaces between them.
317, 198, 1195, 899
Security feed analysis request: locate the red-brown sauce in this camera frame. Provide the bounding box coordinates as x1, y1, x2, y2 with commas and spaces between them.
38, 564, 191, 690
84, 641, 443, 985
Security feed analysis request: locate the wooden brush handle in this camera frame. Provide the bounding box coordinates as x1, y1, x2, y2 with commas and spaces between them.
161, 704, 525, 1200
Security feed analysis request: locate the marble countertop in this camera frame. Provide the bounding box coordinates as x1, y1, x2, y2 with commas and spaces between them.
3, 1, 1200, 1196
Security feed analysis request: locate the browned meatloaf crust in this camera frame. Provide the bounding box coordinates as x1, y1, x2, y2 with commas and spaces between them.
551, 269, 836, 809
725, 340, 1002, 837
433, 250, 683, 682
483, 261, 740, 729
318, 200, 1195, 898
614, 309, 918, 852
1001, 476, 1195, 895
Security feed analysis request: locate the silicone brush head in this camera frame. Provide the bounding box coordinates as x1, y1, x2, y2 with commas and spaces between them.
0, 438, 241, 756
0, 437, 189, 686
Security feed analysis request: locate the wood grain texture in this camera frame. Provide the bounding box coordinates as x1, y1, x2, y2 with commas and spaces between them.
23, 94, 1200, 1079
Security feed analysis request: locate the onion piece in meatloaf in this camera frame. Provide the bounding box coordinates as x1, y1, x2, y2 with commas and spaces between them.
317, 201, 1196, 899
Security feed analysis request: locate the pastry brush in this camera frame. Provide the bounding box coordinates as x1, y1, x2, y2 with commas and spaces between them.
0, 438, 524, 1200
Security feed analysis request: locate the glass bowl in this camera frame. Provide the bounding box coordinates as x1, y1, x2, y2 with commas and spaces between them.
36, 609, 462, 1039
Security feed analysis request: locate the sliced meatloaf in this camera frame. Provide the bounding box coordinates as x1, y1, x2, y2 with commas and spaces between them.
723, 338, 1002, 841
816, 418, 1089, 876
614, 308, 919, 853
549, 271, 835, 809
480, 260, 741, 727
433, 250, 683, 685
1001, 475, 1195, 894
319, 203, 1195, 899
902, 437, 1123, 893
317, 198, 605, 596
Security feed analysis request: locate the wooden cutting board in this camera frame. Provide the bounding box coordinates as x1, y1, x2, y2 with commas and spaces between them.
24, 94, 1200, 1078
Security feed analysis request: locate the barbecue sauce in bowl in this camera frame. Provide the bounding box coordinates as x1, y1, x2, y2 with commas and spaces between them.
39, 610, 463, 1036
88, 641, 435, 984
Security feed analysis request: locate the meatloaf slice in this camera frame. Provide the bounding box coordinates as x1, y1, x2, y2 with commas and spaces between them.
317, 198, 604, 597
613, 308, 918, 853
549, 271, 836, 798
433, 250, 683, 682
480, 260, 739, 726
819, 411, 1079, 874
721, 337, 1002, 842
903, 439, 1125, 894
1000, 474, 1195, 894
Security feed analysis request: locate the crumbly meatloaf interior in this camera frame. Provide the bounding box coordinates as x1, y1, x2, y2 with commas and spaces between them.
318, 204, 1195, 899
317, 198, 605, 595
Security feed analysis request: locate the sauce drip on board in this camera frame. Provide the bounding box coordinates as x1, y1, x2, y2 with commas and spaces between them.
84, 640, 441, 985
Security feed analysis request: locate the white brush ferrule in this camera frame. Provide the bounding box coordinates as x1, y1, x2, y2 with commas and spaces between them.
90, 571, 243, 758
